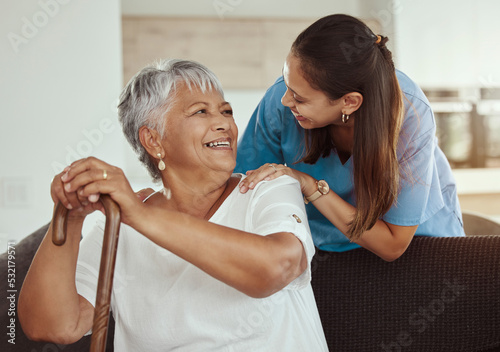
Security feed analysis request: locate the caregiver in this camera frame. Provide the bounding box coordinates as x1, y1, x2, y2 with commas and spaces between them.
236, 14, 465, 261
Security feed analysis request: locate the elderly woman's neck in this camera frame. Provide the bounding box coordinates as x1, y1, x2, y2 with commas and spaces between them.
160, 171, 239, 219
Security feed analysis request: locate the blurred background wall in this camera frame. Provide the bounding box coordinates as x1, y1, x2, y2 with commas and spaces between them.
1, 0, 499, 249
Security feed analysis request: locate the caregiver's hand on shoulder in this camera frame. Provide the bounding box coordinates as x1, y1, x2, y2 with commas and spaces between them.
55, 157, 144, 225
239, 163, 310, 194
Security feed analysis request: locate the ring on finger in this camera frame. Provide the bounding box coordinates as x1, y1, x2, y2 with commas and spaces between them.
102, 169, 108, 180
268, 164, 278, 173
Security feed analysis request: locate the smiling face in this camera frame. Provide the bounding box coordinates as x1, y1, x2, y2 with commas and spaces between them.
161, 82, 238, 178
281, 54, 344, 129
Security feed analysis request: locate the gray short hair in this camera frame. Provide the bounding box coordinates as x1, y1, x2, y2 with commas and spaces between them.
118, 59, 224, 182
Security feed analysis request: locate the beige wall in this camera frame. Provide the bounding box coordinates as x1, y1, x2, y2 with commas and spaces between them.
122, 16, 381, 89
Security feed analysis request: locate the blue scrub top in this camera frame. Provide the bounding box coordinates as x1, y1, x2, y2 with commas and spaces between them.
235, 70, 465, 252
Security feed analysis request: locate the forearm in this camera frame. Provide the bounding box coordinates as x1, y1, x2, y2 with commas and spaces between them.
19, 217, 90, 342
132, 208, 306, 298
304, 175, 414, 261
241, 168, 414, 261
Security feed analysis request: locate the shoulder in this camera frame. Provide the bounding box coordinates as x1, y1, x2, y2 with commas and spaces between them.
269, 76, 287, 92
235, 174, 302, 200
246, 175, 304, 206
261, 76, 288, 103
396, 70, 432, 109
396, 69, 436, 137
252, 174, 301, 193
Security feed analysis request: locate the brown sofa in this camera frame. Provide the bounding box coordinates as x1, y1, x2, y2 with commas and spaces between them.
311, 235, 500, 351
1, 221, 499, 351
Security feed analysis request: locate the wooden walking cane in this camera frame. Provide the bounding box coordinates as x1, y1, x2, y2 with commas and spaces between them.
52, 194, 121, 352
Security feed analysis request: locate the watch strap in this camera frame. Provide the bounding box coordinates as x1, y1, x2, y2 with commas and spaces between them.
304, 190, 322, 204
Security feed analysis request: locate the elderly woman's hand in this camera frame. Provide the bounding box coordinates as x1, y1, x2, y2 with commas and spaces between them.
51, 167, 100, 220
239, 163, 312, 195
53, 157, 144, 226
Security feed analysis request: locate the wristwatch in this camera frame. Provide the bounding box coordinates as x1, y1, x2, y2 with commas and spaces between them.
304, 180, 330, 204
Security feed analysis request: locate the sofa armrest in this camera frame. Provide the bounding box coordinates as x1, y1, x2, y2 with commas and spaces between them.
311, 235, 500, 352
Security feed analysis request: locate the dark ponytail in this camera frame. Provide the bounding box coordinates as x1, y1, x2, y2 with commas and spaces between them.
292, 14, 404, 240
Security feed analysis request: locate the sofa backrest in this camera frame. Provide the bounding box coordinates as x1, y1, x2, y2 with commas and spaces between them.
311, 235, 500, 352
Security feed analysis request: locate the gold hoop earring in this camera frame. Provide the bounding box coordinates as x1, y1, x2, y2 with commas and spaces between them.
157, 153, 166, 171
341, 113, 350, 124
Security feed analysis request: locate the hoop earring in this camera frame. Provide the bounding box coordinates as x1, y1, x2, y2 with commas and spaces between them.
157, 153, 166, 171
341, 113, 350, 124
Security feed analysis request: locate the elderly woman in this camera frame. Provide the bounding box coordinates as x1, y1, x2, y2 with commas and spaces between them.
18, 60, 328, 351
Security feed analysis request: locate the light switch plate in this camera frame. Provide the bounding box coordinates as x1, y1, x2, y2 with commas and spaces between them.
0, 177, 33, 208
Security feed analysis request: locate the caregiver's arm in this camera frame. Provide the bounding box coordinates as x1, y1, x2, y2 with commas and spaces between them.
240, 165, 417, 262
303, 178, 417, 262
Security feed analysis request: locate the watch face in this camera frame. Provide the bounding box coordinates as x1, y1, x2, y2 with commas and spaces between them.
318, 180, 329, 195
